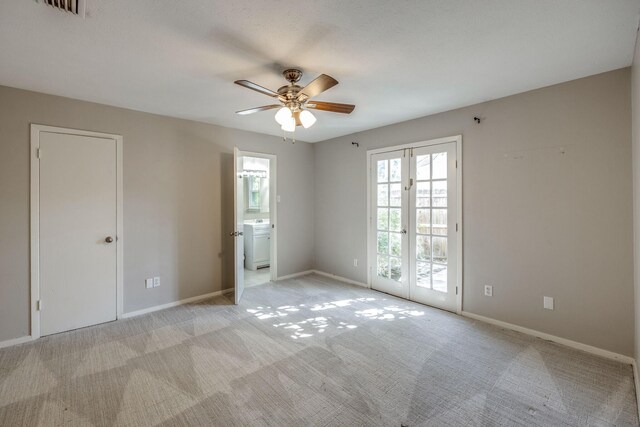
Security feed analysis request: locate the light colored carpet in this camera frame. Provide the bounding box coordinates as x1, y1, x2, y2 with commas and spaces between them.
0, 274, 637, 426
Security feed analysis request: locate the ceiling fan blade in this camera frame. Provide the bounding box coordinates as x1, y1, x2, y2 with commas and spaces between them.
297, 74, 338, 101
234, 80, 278, 97
306, 101, 355, 114
236, 105, 281, 115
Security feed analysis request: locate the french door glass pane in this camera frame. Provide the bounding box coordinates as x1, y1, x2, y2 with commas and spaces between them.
416, 261, 431, 288
390, 183, 402, 206
432, 209, 447, 235
377, 208, 388, 230
416, 209, 431, 234
390, 158, 402, 182
389, 257, 401, 281
389, 208, 402, 232
416, 155, 430, 180
432, 180, 447, 207
389, 232, 401, 256
432, 152, 447, 179
433, 265, 447, 292
377, 184, 389, 206
416, 235, 431, 261
416, 182, 430, 207
377, 255, 389, 278
377, 232, 388, 254
377, 160, 388, 182
432, 237, 447, 264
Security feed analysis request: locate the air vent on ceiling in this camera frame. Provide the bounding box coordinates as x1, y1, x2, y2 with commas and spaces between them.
40, 0, 86, 17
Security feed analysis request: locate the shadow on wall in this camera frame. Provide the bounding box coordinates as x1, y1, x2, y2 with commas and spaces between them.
220, 152, 235, 292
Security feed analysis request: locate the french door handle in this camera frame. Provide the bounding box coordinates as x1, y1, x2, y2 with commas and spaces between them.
229, 231, 244, 237
401, 229, 407, 234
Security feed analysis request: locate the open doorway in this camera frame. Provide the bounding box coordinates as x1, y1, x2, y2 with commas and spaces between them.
235, 151, 277, 296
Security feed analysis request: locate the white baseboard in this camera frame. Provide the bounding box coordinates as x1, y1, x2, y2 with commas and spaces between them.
0, 334, 35, 349
276, 270, 315, 281
462, 311, 635, 365
121, 288, 233, 319
312, 270, 370, 288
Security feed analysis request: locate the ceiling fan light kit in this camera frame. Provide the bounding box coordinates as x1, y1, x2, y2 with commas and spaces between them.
275, 106, 292, 125
281, 116, 296, 132
235, 68, 355, 140
299, 110, 316, 128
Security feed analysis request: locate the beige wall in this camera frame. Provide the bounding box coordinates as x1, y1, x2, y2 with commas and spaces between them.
1, 68, 634, 356
632, 32, 640, 363
314, 68, 634, 356
0, 85, 315, 342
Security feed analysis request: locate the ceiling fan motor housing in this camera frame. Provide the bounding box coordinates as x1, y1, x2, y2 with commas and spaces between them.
282, 68, 303, 84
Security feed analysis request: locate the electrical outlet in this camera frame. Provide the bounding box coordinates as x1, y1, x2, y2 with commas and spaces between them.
484, 285, 493, 297
153, 277, 161, 287
544, 296, 554, 310
353, 258, 358, 267
145, 278, 153, 289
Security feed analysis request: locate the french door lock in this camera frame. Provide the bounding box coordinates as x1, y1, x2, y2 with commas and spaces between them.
229, 231, 244, 237
401, 229, 407, 234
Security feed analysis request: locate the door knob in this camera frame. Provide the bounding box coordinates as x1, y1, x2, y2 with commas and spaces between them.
105, 236, 114, 243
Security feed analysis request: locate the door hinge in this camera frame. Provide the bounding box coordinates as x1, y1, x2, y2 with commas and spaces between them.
271, 224, 275, 229
456, 286, 458, 295
37, 300, 42, 311
456, 223, 458, 232
36, 148, 41, 159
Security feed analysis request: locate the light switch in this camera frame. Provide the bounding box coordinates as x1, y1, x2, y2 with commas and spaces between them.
543, 296, 554, 310
145, 278, 153, 289
153, 277, 161, 287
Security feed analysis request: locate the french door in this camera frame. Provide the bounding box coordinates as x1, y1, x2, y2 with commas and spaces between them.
370, 139, 459, 312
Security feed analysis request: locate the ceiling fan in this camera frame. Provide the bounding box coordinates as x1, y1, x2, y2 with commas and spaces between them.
234, 68, 355, 132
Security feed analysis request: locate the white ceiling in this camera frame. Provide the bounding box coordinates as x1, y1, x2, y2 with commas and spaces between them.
0, 1, 638, 143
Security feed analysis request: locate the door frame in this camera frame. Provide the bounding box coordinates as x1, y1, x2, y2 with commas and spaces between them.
30, 124, 124, 339
235, 150, 278, 282
366, 135, 463, 314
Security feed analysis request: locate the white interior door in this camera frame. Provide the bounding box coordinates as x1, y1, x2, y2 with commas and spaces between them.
369, 140, 459, 313
409, 142, 458, 311
233, 148, 245, 304
39, 132, 117, 336
370, 150, 409, 299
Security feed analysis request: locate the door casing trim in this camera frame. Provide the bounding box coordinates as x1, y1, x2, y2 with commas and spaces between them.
30, 124, 124, 339
366, 135, 463, 314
